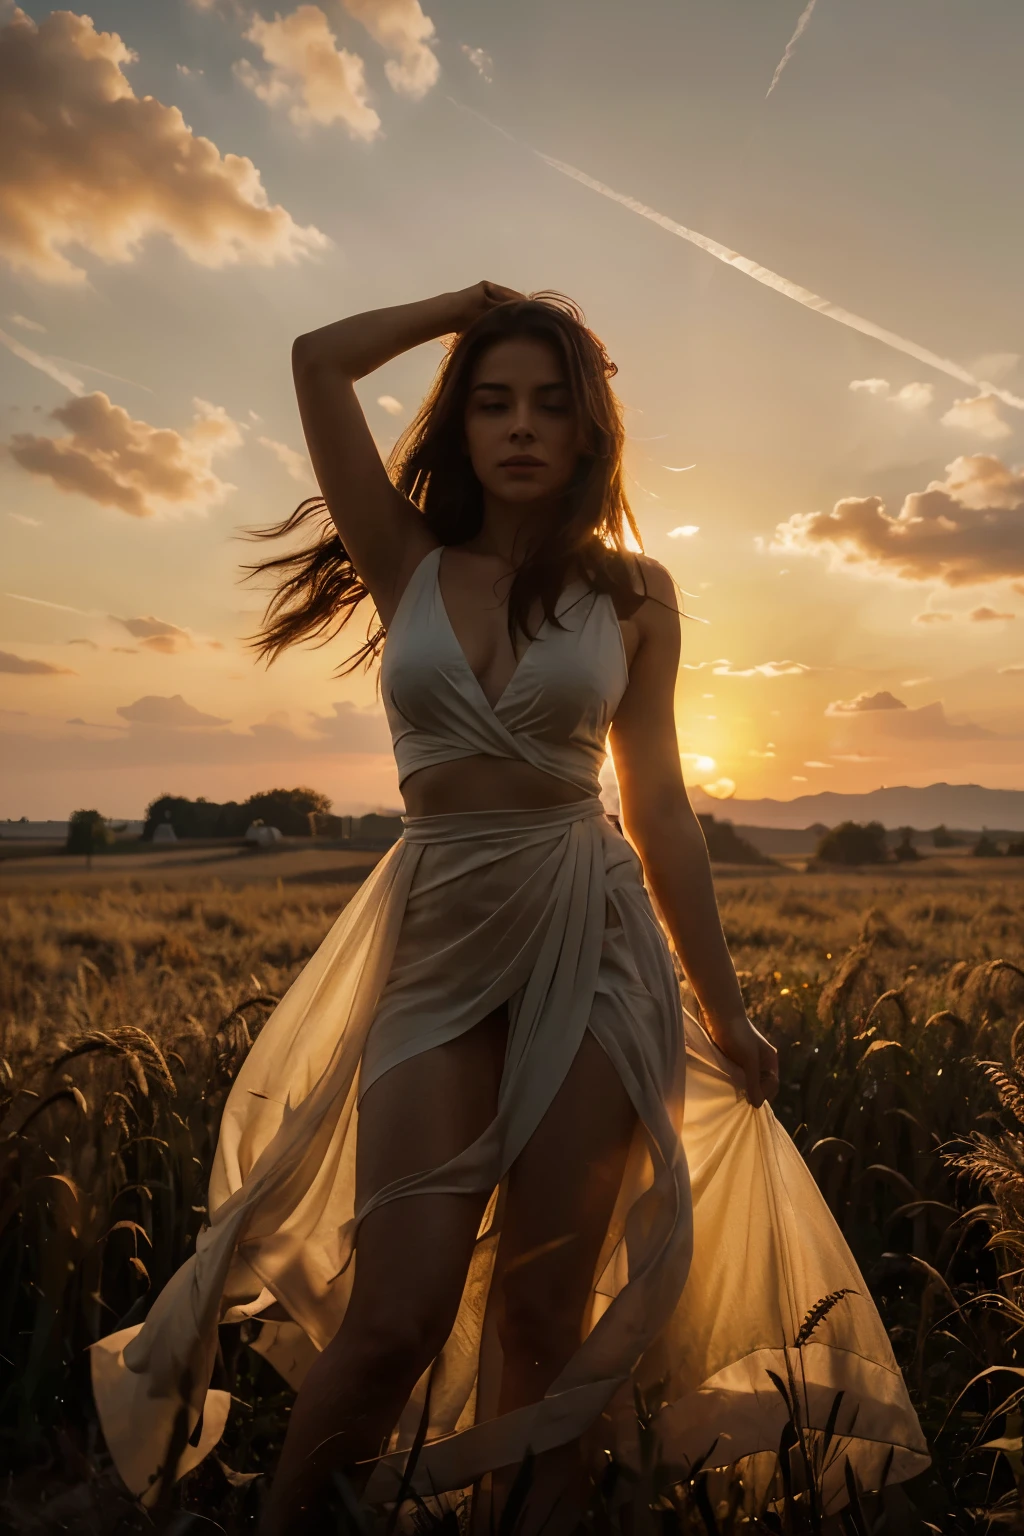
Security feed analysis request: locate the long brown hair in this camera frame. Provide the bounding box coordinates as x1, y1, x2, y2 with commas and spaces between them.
245, 293, 645, 674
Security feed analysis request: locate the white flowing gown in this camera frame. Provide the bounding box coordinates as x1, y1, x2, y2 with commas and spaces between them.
91, 549, 928, 1511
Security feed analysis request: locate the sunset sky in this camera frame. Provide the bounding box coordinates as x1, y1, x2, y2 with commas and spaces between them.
2, 0, 1022, 819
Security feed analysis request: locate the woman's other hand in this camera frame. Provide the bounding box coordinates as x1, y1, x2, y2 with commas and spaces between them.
706, 1014, 779, 1109
447, 281, 524, 332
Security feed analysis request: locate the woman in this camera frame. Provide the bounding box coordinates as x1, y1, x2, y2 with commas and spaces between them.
91, 286, 927, 1528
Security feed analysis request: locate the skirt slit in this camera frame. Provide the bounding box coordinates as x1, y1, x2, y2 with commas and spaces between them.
88, 798, 929, 1514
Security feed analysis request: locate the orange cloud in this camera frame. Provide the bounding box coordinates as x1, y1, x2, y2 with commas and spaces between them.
0, 650, 74, 676
117, 694, 229, 728
342, 0, 440, 99
114, 616, 195, 653
775, 455, 1024, 587
239, 6, 381, 138
969, 606, 1016, 622
826, 690, 906, 715
7, 393, 242, 517
0, 7, 327, 283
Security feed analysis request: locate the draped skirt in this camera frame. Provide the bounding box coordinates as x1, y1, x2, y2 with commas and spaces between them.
90, 798, 928, 1511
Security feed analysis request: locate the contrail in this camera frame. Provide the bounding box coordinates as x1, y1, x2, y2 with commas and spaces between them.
767, 0, 819, 98
3, 592, 95, 616
0, 328, 83, 394
534, 153, 1024, 413
446, 96, 1024, 413
0, 329, 151, 395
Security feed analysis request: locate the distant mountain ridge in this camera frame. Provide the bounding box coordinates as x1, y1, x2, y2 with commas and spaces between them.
687, 782, 1024, 832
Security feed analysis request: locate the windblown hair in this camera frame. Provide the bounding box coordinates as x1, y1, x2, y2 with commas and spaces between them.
245, 293, 644, 674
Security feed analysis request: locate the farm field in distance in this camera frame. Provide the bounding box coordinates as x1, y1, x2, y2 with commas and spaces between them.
2, 856, 1024, 1530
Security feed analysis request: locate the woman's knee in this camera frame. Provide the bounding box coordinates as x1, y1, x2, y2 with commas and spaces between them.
329, 1303, 456, 1392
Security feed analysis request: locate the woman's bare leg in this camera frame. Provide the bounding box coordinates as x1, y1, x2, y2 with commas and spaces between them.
261, 1008, 508, 1536
485, 1030, 637, 1534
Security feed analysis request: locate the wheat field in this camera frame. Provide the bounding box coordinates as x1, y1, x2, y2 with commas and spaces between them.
2, 862, 1024, 1532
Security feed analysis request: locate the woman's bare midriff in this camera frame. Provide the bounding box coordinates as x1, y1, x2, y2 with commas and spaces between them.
401, 756, 594, 817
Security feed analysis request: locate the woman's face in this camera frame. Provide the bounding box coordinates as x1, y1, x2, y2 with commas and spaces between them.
463, 336, 582, 506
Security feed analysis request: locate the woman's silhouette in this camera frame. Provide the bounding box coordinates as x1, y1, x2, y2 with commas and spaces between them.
91, 286, 927, 1531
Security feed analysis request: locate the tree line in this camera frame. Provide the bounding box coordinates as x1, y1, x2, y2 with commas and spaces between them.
142, 788, 333, 840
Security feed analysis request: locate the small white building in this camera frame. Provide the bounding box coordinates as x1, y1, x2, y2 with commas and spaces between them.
152, 824, 178, 844
245, 821, 283, 848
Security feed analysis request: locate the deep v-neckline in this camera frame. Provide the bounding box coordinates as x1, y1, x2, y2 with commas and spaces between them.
434, 549, 543, 715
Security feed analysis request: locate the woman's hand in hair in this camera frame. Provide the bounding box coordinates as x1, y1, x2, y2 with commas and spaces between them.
447, 281, 525, 332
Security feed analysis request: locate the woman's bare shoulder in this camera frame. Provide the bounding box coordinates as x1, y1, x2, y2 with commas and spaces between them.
628, 554, 680, 623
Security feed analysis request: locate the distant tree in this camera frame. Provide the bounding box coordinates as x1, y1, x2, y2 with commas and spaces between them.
815, 820, 889, 866
973, 832, 1002, 858
66, 809, 110, 864
931, 824, 957, 848
1007, 838, 1024, 858
143, 794, 241, 840
697, 814, 772, 865
243, 787, 332, 837
143, 787, 332, 841
893, 826, 920, 862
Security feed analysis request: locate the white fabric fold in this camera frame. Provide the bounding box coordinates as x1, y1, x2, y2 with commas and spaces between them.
90, 800, 928, 1512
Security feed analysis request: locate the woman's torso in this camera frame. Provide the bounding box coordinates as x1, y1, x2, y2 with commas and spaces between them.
380, 545, 642, 817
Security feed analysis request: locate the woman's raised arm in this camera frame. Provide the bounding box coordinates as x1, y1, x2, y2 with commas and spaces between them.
291, 282, 521, 621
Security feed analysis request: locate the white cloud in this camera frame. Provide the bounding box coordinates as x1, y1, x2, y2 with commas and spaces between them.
117, 694, 229, 728
239, 6, 381, 138
804, 760, 834, 768
849, 377, 933, 411
849, 378, 890, 397
343, 0, 440, 99
668, 524, 700, 539
8, 512, 41, 528
941, 393, 1012, 441
0, 7, 326, 283
377, 394, 403, 415
774, 454, 1024, 588
711, 658, 812, 678
9, 313, 46, 333
891, 382, 934, 412
258, 434, 312, 481
460, 43, 492, 83
7, 392, 242, 518
701, 777, 736, 800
